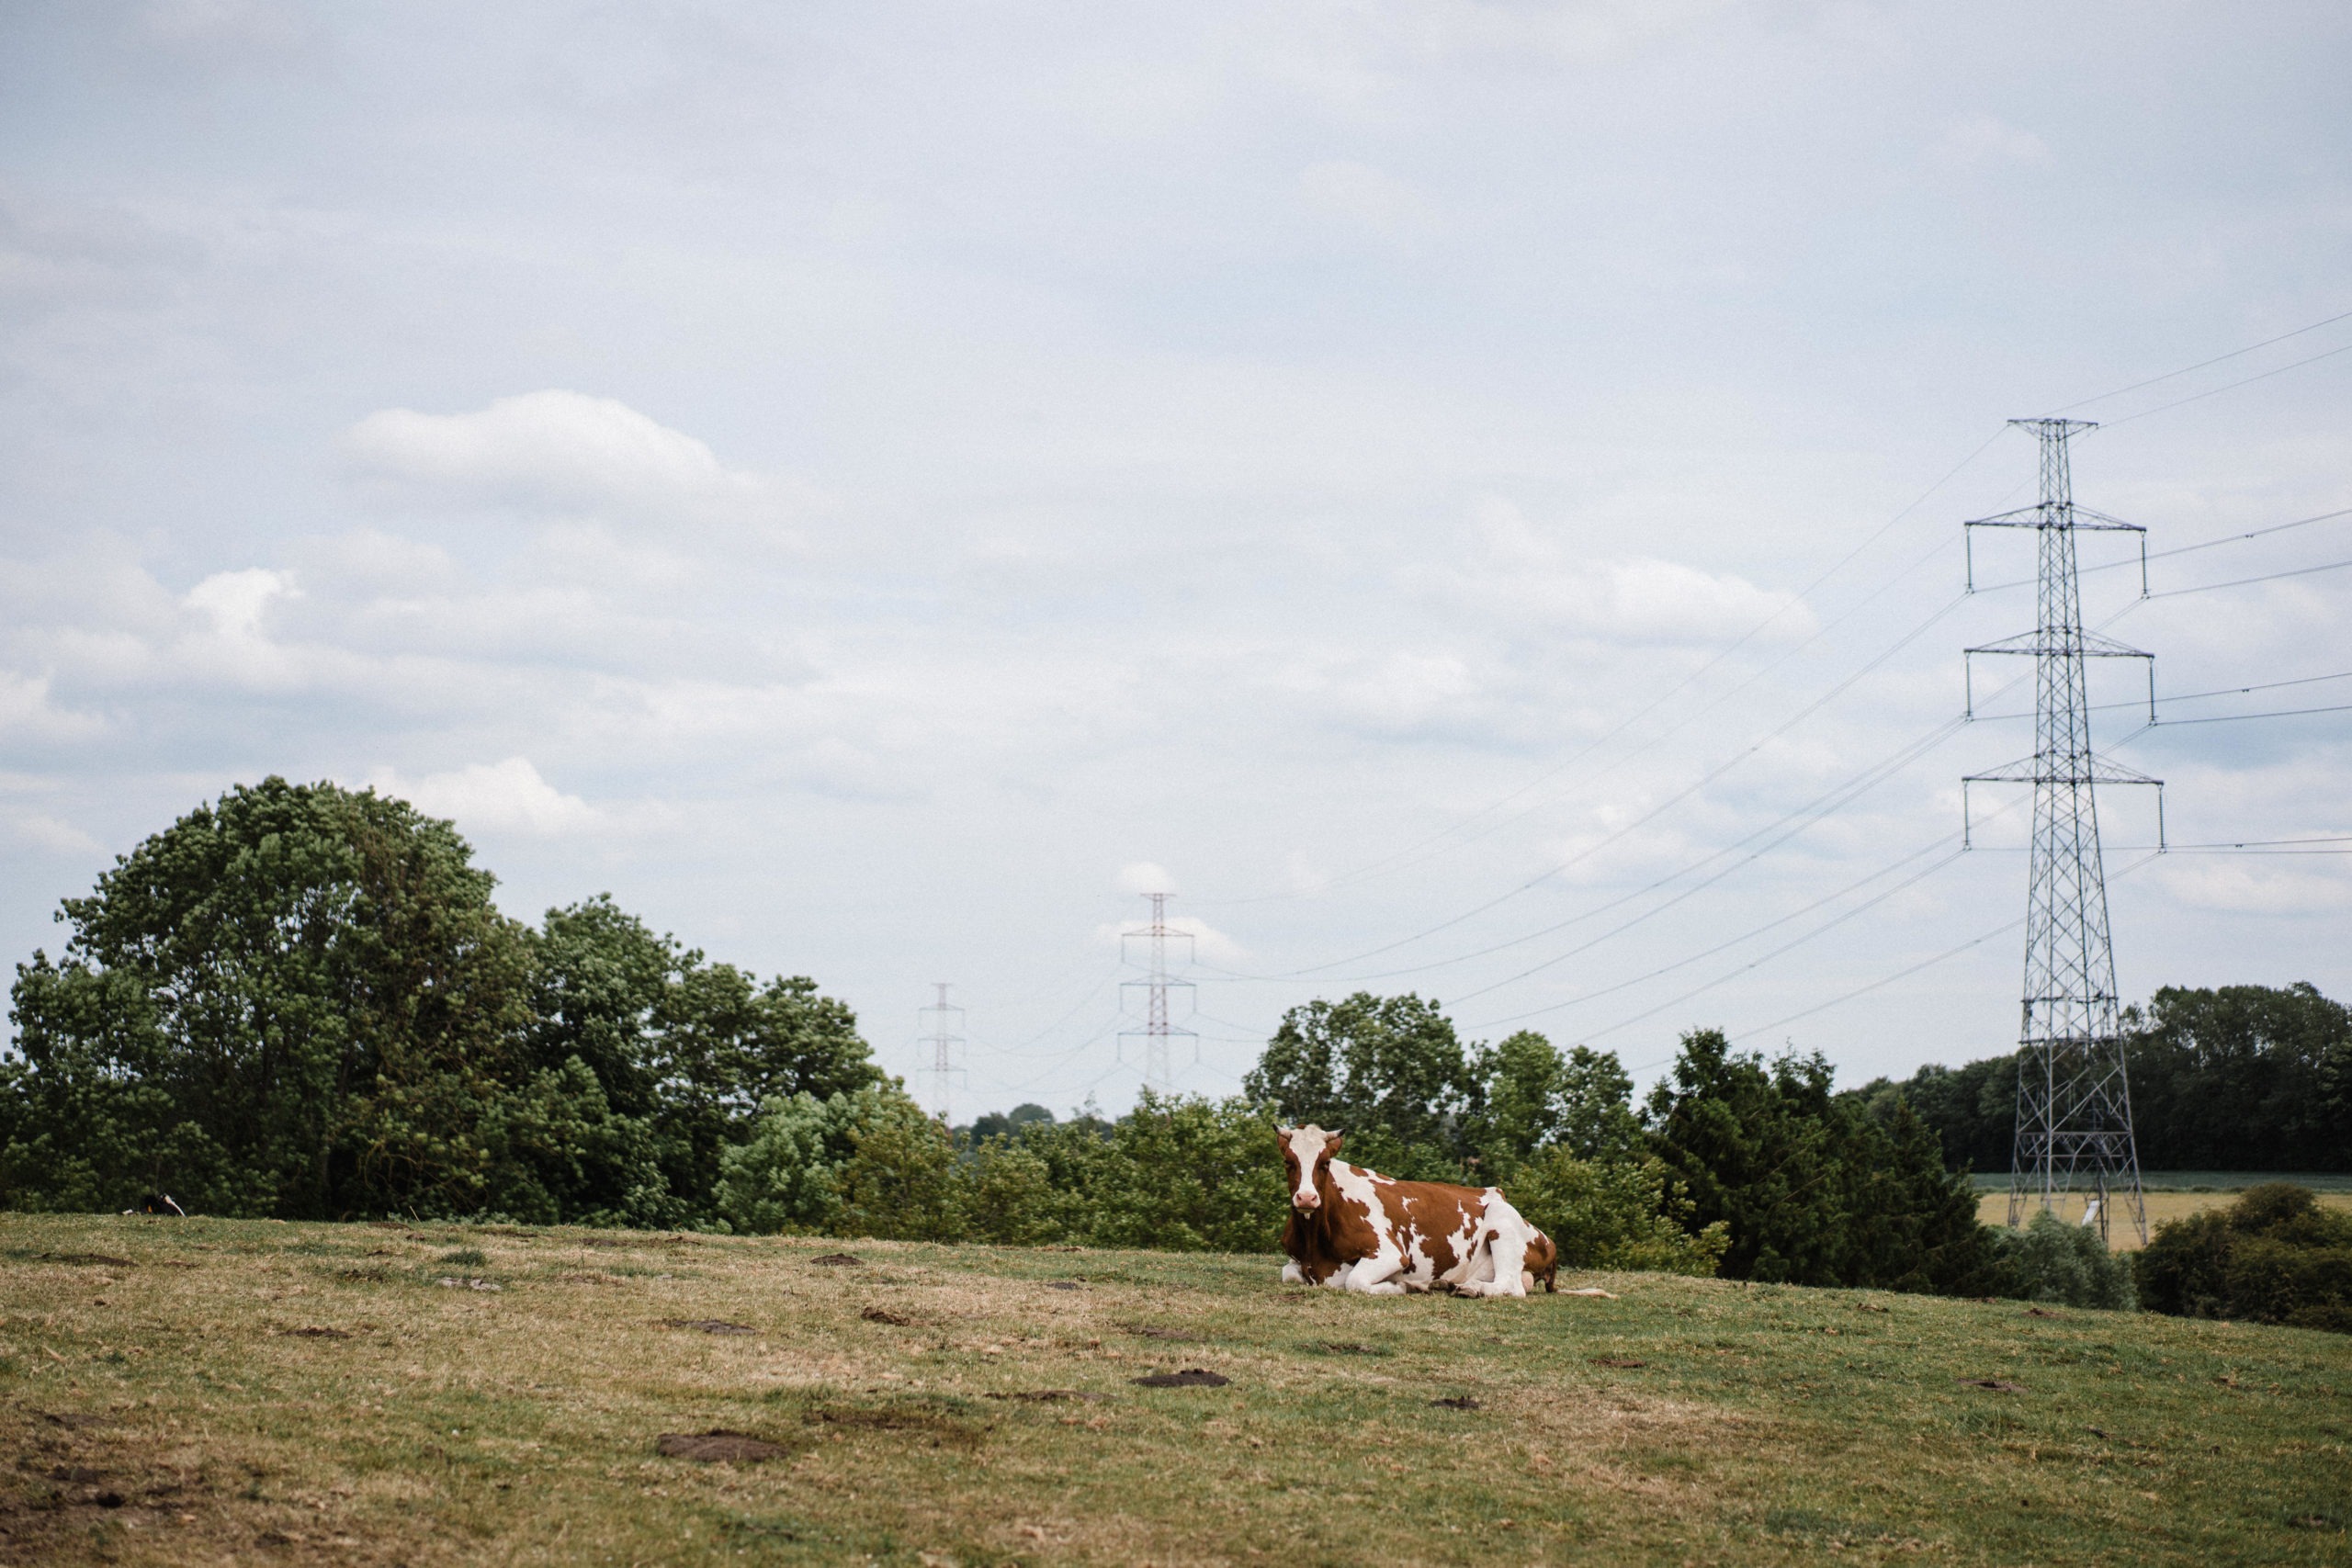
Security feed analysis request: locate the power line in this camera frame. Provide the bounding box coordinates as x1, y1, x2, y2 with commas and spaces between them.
2145, 699, 2352, 728
2145, 553, 2352, 601
1973, 665, 2352, 723
1465, 828, 1974, 1032
1260, 590, 1974, 980
2047, 306, 2352, 415
1973, 505, 2352, 593
1199, 429, 2011, 910
1728, 851, 2164, 1047
2095, 339, 2352, 431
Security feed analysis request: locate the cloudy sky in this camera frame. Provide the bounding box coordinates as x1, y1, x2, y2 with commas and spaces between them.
5, 0, 2349, 1118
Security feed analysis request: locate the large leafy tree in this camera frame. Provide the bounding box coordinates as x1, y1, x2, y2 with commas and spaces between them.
1, 780, 880, 1225
1243, 992, 1479, 1179
525, 895, 879, 1220
2, 778, 537, 1217
2124, 984, 2351, 1171
1466, 1032, 1645, 1179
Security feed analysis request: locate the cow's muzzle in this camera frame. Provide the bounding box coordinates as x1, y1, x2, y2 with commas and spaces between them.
1292, 1191, 1321, 1212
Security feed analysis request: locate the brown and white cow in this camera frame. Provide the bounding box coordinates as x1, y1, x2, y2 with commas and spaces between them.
1275, 1124, 1545, 1297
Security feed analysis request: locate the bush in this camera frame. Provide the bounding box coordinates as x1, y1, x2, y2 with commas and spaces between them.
1990, 1211, 2136, 1310
2136, 1183, 2352, 1332
1507, 1149, 1726, 1276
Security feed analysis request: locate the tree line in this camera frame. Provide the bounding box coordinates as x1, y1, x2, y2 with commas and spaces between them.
4, 778, 2343, 1330
1862, 983, 2352, 1174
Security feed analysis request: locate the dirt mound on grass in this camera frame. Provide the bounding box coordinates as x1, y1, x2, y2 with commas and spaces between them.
655, 1430, 792, 1462
1132, 1369, 1228, 1388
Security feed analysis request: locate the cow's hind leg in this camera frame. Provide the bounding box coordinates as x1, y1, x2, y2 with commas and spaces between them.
1460, 1218, 1532, 1299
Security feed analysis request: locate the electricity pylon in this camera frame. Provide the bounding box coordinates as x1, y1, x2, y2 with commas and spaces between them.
1961, 418, 2161, 1247
916, 982, 965, 1123
1119, 892, 1195, 1093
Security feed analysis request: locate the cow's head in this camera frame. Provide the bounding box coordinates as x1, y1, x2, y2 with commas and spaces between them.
1276, 1124, 1343, 1213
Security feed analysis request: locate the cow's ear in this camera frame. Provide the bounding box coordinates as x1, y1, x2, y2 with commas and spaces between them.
1326, 1131, 1344, 1156
1276, 1124, 1294, 1139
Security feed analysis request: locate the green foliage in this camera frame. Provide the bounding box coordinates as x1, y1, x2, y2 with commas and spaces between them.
1, 778, 879, 1228
714, 1090, 862, 1235
967, 1103, 1055, 1144
958, 1137, 1059, 1245
1990, 1212, 2136, 1310
836, 1090, 964, 1242
2124, 986, 2352, 1171
1647, 1029, 1999, 1293
1080, 1091, 1287, 1253
1872, 982, 2352, 1175
2, 777, 536, 1219
1467, 1034, 1644, 1180
2135, 1182, 2352, 1332
1244, 993, 1476, 1180
1509, 1148, 1726, 1275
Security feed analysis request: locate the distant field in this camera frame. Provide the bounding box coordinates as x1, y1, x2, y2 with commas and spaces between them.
4, 1214, 2349, 1565
1971, 1182, 2352, 1250
1969, 1173, 2352, 1194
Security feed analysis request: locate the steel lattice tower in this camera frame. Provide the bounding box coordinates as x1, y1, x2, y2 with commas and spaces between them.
1119, 892, 1195, 1093
1962, 418, 2161, 1247
916, 982, 965, 1122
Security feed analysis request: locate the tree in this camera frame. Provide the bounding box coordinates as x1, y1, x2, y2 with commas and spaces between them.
1646, 1028, 1997, 1292
2, 778, 538, 1219
1880, 983, 2352, 1177
0, 780, 879, 1227
2123, 985, 2352, 1171
526, 896, 879, 1222
1244, 993, 1478, 1179
1082, 1091, 1287, 1253
967, 1103, 1055, 1144
2136, 1183, 2352, 1332
1508, 1148, 1726, 1276
1468, 1032, 1645, 1179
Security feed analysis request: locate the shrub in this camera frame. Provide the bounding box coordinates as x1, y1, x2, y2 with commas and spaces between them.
1991, 1211, 2136, 1310
2137, 1183, 2352, 1332
1506, 1149, 1727, 1277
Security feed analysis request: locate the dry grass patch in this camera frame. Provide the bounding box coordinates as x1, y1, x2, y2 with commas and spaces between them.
4, 1216, 2349, 1564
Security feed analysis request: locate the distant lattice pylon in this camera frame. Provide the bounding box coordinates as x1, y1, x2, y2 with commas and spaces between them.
1119, 892, 1196, 1093
916, 982, 966, 1122
1962, 418, 2162, 1247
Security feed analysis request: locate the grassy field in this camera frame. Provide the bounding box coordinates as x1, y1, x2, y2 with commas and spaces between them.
3, 1213, 2347, 1567
1968, 1173, 2352, 1194
1972, 1188, 2352, 1247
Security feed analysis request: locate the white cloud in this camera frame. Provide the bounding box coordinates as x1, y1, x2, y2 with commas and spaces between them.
1117, 861, 1176, 895
1095, 909, 1244, 967
343, 390, 787, 522
368, 757, 602, 838
1414, 500, 1815, 646
0, 805, 105, 857
1930, 114, 2050, 168
0, 671, 103, 743
185, 567, 295, 639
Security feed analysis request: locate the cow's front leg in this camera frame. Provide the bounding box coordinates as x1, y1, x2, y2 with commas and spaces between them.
1343, 1254, 1407, 1295
1280, 1259, 1306, 1285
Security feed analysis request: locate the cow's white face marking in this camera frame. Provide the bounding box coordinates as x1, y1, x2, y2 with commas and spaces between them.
1279, 1124, 1341, 1212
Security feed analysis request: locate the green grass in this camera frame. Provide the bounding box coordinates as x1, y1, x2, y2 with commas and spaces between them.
2, 1213, 2347, 1565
